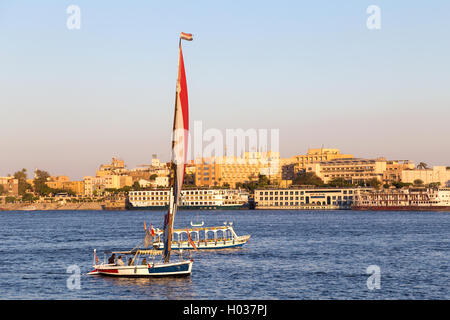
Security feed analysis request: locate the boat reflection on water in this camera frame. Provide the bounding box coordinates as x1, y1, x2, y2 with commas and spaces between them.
96, 273, 195, 299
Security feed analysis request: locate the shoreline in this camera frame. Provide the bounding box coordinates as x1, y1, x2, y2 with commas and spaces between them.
0, 202, 106, 211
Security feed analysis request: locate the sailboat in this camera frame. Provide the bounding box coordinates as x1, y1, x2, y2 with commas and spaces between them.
88, 32, 194, 277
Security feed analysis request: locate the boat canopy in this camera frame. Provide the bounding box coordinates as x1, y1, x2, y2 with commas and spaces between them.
156, 225, 236, 235
106, 249, 161, 256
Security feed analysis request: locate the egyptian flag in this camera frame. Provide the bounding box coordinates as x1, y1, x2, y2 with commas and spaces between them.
180, 32, 193, 41
150, 223, 155, 237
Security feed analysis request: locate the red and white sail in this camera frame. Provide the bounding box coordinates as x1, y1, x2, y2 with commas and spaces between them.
163, 33, 192, 262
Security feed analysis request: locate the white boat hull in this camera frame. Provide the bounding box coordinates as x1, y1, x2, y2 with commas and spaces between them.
89, 260, 193, 277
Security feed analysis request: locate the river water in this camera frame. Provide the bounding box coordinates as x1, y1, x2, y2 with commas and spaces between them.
0, 209, 448, 299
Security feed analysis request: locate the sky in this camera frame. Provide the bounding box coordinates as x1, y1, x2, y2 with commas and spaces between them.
1, 1, 449, 180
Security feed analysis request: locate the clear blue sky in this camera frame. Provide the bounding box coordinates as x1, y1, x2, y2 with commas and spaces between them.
1, 1, 449, 180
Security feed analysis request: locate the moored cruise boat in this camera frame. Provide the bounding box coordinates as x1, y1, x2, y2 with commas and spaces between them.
127, 188, 249, 210
151, 223, 250, 250
352, 187, 450, 211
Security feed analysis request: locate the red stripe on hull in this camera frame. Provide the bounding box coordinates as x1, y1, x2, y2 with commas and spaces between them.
97, 269, 119, 274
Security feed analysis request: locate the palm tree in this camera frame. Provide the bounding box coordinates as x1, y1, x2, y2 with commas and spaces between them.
417, 162, 429, 170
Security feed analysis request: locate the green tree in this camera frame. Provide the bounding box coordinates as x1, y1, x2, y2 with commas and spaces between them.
33, 169, 52, 196
366, 178, 382, 189
131, 181, 142, 191
327, 178, 353, 188
5, 196, 16, 203
293, 172, 324, 186
417, 162, 429, 170
414, 179, 424, 186
22, 193, 34, 203
183, 173, 194, 185
392, 181, 412, 189
428, 182, 441, 188
13, 168, 32, 196
257, 174, 270, 186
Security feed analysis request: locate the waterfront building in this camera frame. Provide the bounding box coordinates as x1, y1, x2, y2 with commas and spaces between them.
353, 187, 450, 210
96, 157, 128, 177
83, 175, 133, 195
0, 177, 19, 196
401, 166, 450, 187
46, 179, 84, 195
137, 179, 152, 188
153, 176, 169, 187
127, 188, 249, 209
291, 148, 354, 175
83, 176, 108, 196
62, 181, 84, 195
129, 159, 171, 184
383, 160, 415, 184
306, 158, 387, 184
48, 176, 70, 183
254, 187, 372, 209
195, 151, 282, 188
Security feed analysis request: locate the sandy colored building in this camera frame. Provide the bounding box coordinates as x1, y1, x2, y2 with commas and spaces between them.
96, 157, 128, 177
46, 178, 85, 195
383, 160, 415, 184
401, 166, 450, 187
195, 151, 282, 188
153, 176, 169, 187
276, 148, 354, 181
62, 181, 84, 195
83, 174, 133, 195
254, 187, 371, 209
291, 148, 354, 174
0, 177, 19, 196
306, 158, 387, 184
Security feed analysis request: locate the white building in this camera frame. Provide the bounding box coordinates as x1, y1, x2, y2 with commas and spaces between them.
401, 166, 450, 187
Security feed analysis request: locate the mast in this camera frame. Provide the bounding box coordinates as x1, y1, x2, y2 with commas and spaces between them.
163, 32, 193, 263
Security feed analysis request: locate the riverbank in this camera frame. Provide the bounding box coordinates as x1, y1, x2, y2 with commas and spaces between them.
0, 202, 104, 211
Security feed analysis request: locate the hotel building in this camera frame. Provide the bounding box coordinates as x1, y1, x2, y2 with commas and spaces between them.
290, 148, 354, 175
306, 158, 388, 184
195, 151, 282, 188
401, 166, 450, 187
254, 187, 372, 209
45, 177, 85, 195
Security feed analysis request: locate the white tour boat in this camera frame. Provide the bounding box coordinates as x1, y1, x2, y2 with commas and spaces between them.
151, 222, 250, 250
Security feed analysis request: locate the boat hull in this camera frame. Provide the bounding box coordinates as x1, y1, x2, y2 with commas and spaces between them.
89, 260, 193, 277
352, 206, 450, 212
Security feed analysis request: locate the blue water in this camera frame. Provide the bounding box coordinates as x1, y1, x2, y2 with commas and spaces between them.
0, 210, 448, 299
